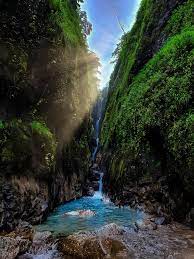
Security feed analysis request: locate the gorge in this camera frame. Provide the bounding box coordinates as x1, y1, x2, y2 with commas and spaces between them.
0, 0, 194, 258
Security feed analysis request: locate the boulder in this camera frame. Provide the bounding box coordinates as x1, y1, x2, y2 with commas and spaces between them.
86, 187, 95, 196
33, 231, 52, 243
59, 236, 130, 258
155, 217, 166, 225
58, 224, 131, 258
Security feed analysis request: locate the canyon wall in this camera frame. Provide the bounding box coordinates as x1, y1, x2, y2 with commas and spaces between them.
0, 0, 96, 231
101, 0, 194, 221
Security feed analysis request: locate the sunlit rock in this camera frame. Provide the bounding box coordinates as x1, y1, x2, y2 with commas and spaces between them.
64, 209, 96, 217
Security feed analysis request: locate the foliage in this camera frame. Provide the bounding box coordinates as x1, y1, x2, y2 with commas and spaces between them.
0, 119, 57, 175
164, 0, 194, 36
49, 0, 85, 45
0, 42, 28, 99
101, 20, 194, 176
0, 0, 94, 181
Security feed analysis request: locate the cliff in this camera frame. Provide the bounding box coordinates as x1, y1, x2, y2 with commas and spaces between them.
0, 0, 97, 231
101, 0, 194, 221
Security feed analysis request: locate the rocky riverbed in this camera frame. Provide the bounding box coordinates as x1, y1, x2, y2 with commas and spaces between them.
1, 220, 194, 258
1, 168, 194, 258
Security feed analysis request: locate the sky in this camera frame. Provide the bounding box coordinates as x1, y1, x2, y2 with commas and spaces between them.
81, 0, 141, 89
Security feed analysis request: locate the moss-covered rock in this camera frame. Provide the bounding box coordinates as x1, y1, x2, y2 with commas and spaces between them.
0, 119, 57, 177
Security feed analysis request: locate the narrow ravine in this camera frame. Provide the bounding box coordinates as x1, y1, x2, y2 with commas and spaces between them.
0, 0, 194, 258
36, 109, 144, 237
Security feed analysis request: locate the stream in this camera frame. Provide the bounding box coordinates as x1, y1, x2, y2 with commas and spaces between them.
36, 113, 144, 237
36, 173, 144, 236
20, 115, 194, 258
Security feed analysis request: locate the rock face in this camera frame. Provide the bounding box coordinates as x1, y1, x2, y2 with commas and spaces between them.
101, 0, 194, 222
0, 173, 85, 231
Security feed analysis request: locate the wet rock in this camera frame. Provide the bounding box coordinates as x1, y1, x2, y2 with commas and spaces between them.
155, 217, 166, 225
15, 221, 34, 240
86, 187, 95, 196
91, 181, 100, 191
0, 236, 31, 259
0, 172, 86, 231
89, 171, 101, 181
91, 164, 99, 170
64, 210, 96, 217
18, 231, 60, 259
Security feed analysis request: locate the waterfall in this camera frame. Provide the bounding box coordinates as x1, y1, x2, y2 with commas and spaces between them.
99, 173, 103, 193
92, 117, 101, 161
93, 172, 104, 199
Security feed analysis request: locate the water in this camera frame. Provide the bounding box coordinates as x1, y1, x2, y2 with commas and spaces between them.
92, 117, 101, 161
35, 115, 144, 247
36, 173, 144, 236
92, 137, 99, 161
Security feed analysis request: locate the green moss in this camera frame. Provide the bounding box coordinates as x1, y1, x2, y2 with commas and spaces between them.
49, 0, 85, 45
102, 1, 194, 179
102, 29, 194, 174
104, 1, 194, 141
0, 119, 57, 175
0, 120, 4, 129
164, 0, 194, 36
0, 42, 28, 98
168, 112, 194, 168
63, 135, 90, 177
31, 121, 53, 139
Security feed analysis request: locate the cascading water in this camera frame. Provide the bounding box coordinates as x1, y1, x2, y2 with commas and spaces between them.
92, 117, 101, 161
99, 173, 103, 193
36, 104, 144, 237
36, 167, 144, 236
93, 172, 103, 199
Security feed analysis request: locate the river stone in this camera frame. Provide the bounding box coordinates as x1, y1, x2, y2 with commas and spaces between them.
58, 224, 132, 258
33, 231, 52, 243
59, 236, 130, 258
0, 236, 30, 259
86, 187, 95, 196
